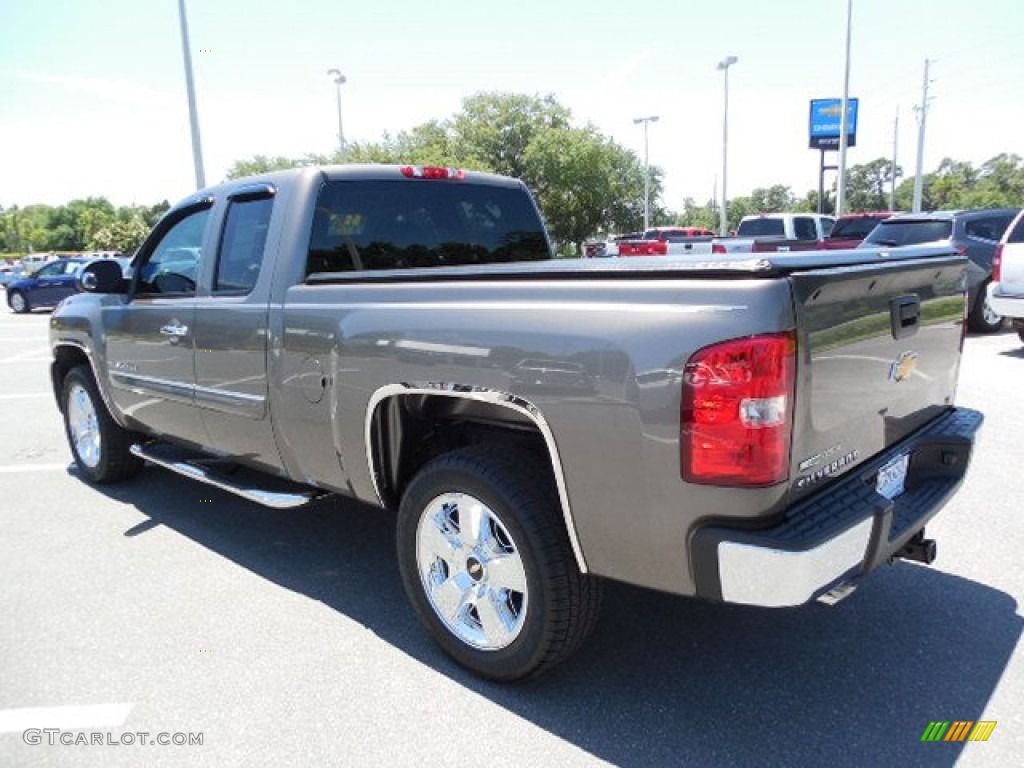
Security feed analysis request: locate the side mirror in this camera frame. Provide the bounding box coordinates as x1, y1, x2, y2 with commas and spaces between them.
78, 259, 127, 294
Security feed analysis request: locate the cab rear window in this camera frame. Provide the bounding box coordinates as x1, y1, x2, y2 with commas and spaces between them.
307, 180, 550, 274
864, 220, 952, 246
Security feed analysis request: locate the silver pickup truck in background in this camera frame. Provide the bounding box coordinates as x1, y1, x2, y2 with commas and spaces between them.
50, 165, 982, 680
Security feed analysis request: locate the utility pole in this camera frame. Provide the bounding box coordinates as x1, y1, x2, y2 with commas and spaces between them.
717, 55, 738, 236
912, 59, 933, 213
633, 115, 659, 231
177, 0, 205, 189
890, 109, 899, 210
327, 69, 347, 158
835, 0, 854, 217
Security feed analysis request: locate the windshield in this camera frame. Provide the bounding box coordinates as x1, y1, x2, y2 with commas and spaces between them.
863, 220, 952, 246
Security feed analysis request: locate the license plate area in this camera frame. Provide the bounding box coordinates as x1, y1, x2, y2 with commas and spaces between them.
876, 453, 910, 500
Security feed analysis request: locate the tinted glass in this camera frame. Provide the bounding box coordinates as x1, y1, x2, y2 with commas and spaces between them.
965, 215, 1014, 242
863, 219, 952, 246
138, 208, 212, 295
793, 217, 817, 240
1008, 214, 1024, 244
215, 197, 272, 294
829, 217, 884, 239
736, 218, 785, 237
307, 180, 549, 274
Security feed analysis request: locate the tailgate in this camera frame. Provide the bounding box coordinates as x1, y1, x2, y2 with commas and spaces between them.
787, 253, 966, 496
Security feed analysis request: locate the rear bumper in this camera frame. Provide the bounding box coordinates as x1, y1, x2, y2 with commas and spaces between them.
987, 283, 1024, 320
691, 407, 983, 607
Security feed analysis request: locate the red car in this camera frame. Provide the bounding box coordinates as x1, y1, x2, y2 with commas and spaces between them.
821, 212, 896, 249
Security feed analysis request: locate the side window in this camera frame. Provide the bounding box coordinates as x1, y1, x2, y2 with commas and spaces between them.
1009, 215, 1024, 244
965, 219, 997, 241
137, 208, 211, 296
214, 197, 273, 294
794, 217, 817, 240
35, 261, 64, 277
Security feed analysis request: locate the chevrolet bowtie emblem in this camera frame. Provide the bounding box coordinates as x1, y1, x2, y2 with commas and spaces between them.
889, 351, 919, 383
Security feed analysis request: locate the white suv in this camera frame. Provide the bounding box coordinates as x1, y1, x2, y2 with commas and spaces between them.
988, 210, 1024, 344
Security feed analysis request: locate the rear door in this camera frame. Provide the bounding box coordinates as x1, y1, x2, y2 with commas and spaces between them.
786, 249, 966, 496
192, 184, 280, 468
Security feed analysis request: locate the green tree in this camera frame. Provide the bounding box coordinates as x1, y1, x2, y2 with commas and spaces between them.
748, 185, 796, 213
523, 126, 647, 248
844, 158, 901, 211
452, 92, 571, 179
224, 153, 327, 180
88, 215, 150, 254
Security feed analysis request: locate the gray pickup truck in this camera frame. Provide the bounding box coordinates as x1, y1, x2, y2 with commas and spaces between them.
50, 164, 982, 680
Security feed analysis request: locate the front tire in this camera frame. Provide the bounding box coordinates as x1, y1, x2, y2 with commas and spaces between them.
61, 365, 143, 483
397, 445, 601, 680
968, 281, 1003, 333
8, 290, 29, 314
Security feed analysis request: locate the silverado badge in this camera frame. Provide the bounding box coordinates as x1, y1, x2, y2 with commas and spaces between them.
889, 351, 919, 383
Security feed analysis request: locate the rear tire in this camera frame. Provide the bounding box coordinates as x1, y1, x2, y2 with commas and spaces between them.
968, 281, 1003, 333
397, 445, 601, 680
8, 290, 29, 314
61, 365, 143, 483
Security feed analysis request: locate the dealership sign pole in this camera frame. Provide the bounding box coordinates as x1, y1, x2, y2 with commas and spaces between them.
809, 98, 858, 214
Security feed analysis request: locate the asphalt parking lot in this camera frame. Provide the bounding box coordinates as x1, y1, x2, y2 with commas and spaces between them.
0, 308, 1021, 768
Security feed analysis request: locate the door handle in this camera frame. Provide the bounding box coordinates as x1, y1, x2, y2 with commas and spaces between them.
160, 323, 189, 337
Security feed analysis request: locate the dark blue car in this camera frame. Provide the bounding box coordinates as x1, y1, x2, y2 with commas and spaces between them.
7, 258, 100, 313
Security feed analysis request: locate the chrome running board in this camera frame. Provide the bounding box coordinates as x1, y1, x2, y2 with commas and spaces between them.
130, 443, 327, 509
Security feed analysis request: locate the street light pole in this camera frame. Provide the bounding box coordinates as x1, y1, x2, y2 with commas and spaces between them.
177, 0, 205, 189
327, 69, 347, 159
835, 0, 854, 217
633, 115, 659, 231
717, 55, 738, 237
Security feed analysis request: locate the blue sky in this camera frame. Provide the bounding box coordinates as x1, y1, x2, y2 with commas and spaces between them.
1, 0, 1022, 211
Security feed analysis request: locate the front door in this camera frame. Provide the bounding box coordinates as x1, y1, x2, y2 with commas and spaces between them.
104, 205, 212, 446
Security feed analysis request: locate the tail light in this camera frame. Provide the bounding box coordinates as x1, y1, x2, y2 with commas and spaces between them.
993, 243, 1004, 282
400, 165, 465, 180
649, 240, 667, 255
712, 243, 726, 254
681, 332, 796, 486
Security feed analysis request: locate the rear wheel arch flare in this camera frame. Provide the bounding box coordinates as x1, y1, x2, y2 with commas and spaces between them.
365, 384, 588, 573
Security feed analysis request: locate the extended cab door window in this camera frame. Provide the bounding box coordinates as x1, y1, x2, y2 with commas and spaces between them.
793, 217, 817, 240
214, 196, 273, 294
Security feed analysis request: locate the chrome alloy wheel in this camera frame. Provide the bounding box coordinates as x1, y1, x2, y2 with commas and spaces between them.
67, 382, 101, 469
416, 492, 529, 650
9, 292, 26, 313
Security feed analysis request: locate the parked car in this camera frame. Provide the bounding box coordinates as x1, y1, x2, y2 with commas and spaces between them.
860, 208, 1021, 332
987, 209, 1024, 344
0, 263, 25, 287
6, 257, 93, 313
821, 212, 895, 249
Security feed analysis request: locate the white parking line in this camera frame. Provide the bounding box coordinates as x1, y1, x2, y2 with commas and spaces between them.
0, 703, 134, 733
0, 349, 49, 364
0, 464, 70, 474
